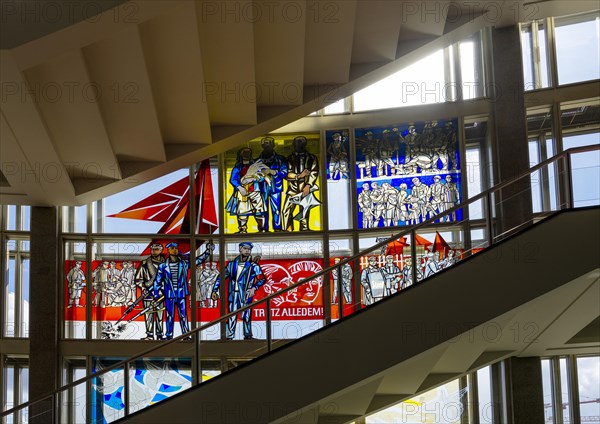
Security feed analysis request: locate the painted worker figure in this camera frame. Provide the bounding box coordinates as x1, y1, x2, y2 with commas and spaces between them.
381, 255, 401, 296
92, 261, 110, 307
282, 136, 319, 231
327, 132, 349, 180
212, 242, 266, 340
331, 257, 353, 304
135, 243, 166, 340
257, 137, 288, 231
226, 147, 268, 233
66, 261, 86, 308
154, 241, 214, 340
360, 256, 384, 305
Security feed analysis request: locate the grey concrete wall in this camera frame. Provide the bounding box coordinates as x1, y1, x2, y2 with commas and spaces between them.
491, 25, 534, 237
29, 207, 59, 423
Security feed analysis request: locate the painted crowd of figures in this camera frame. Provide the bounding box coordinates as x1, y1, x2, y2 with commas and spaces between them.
358, 174, 460, 228
359, 250, 458, 305
355, 121, 458, 178
69, 244, 462, 340
69, 241, 269, 341
226, 136, 320, 233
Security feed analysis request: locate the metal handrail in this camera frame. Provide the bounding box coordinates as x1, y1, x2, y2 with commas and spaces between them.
2, 145, 598, 419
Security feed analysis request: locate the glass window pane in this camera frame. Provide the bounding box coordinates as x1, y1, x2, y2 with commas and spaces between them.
4, 366, 15, 413
466, 147, 483, 219
354, 50, 446, 112
366, 378, 467, 423
563, 133, 600, 207
21, 207, 30, 232
21, 258, 29, 338
62, 205, 87, 234
538, 28, 549, 88
541, 359, 554, 423
478, 366, 493, 424
460, 40, 477, 100
521, 26, 535, 90
5, 256, 16, 337
560, 357, 572, 421
577, 356, 600, 422
555, 14, 600, 85
323, 98, 346, 115
7, 205, 17, 230
529, 140, 543, 213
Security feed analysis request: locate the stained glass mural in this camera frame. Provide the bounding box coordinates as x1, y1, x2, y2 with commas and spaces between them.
91, 358, 192, 422
223, 133, 322, 233
358, 231, 464, 305
106, 159, 218, 236
355, 119, 462, 229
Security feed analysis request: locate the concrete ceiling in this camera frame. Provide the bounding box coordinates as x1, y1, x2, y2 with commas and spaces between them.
1, 0, 597, 206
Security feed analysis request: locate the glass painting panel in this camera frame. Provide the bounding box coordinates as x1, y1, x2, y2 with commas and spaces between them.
224, 134, 322, 234
355, 119, 462, 229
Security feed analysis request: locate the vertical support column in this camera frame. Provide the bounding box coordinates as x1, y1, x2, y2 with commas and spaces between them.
505, 357, 545, 424
29, 206, 59, 423
491, 26, 533, 239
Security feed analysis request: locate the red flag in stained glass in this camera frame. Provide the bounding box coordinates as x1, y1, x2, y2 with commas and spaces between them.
108, 160, 218, 255
432, 231, 450, 255
385, 236, 410, 256
414, 234, 433, 248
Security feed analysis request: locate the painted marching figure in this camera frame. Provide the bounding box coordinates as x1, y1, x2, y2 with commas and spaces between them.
327, 132, 349, 180
120, 261, 136, 306
360, 256, 383, 305
382, 255, 401, 296
423, 250, 442, 278
443, 175, 460, 221
212, 242, 266, 340
401, 257, 421, 289
92, 261, 110, 307
410, 177, 429, 224
358, 182, 374, 228
154, 242, 214, 340
197, 262, 220, 308
331, 257, 353, 304
428, 175, 446, 219
226, 147, 268, 233
135, 243, 166, 340
256, 137, 288, 232
67, 261, 86, 308
282, 136, 320, 231
105, 261, 122, 307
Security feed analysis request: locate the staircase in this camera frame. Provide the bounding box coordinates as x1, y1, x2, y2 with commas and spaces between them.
2, 0, 596, 205
119, 208, 600, 424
